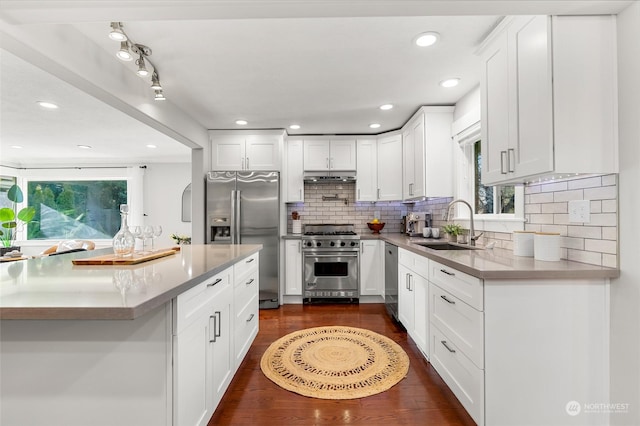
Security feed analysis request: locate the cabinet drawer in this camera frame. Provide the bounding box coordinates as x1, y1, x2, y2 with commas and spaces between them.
234, 253, 259, 284
430, 325, 484, 425
174, 268, 231, 334
234, 294, 259, 363
429, 260, 483, 311
430, 283, 484, 368
398, 248, 429, 278
234, 268, 259, 313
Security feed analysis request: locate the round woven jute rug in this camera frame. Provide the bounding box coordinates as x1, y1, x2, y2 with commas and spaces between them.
260, 325, 409, 399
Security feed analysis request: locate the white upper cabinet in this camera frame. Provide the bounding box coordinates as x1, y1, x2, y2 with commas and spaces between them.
402, 107, 454, 200
210, 132, 282, 171
377, 134, 403, 201
284, 139, 304, 202
303, 139, 356, 171
356, 139, 378, 201
479, 15, 618, 185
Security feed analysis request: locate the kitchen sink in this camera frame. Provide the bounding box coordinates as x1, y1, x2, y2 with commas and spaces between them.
415, 242, 479, 251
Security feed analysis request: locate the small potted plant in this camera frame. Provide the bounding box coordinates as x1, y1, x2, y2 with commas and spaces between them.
0, 184, 36, 255
170, 234, 191, 245
442, 223, 462, 243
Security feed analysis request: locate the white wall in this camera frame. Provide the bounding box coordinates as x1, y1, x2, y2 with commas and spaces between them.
611, 2, 640, 425
143, 163, 192, 249
453, 84, 480, 122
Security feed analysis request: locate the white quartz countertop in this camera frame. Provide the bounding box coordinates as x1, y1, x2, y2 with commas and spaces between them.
362, 233, 619, 280
0, 244, 261, 320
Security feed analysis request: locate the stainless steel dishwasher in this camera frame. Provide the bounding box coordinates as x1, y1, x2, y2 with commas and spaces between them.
384, 243, 398, 321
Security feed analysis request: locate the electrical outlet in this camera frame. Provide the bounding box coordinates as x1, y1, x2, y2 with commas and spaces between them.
568, 200, 591, 223
374, 211, 380, 219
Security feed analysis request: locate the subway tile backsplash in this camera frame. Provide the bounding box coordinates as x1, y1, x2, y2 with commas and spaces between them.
286, 174, 619, 268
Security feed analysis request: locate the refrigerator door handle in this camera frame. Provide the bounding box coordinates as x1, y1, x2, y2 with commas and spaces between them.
235, 190, 242, 243
231, 189, 237, 244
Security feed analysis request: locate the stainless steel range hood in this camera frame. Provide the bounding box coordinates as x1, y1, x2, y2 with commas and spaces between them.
303, 171, 356, 183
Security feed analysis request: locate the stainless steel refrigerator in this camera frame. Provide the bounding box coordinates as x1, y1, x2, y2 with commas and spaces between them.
206, 171, 280, 309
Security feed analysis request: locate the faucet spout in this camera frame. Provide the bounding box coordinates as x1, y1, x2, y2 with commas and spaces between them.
446, 199, 480, 246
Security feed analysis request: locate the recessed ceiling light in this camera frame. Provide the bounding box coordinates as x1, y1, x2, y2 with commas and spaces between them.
369, 123, 381, 129
11, 145, 23, 149
37, 101, 59, 109
379, 104, 394, 111
146, 144, 157, 149
289, 124, 301, 130
235, 120, 248, 125
77, 145, 92, 149
439, 78, 460, 88
414, 32, 440, 47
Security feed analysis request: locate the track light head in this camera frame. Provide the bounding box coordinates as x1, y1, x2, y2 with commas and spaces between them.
150, 73, 162, 90
109, 22, 127, 42
154, 90, 166, 101
116, 41, 133, 61
136, 55, 149, 77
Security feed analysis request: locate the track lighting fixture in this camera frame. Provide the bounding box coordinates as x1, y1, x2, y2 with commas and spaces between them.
109, 22, 127, 42
116, 41, 133, 61
108, 22, 165, 100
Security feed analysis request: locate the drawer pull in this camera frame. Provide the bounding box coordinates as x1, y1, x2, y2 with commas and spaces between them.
246, 278, 255, 286
207, 278, 223, 287
440, 295, 455, 304
246, 258, 255, 263
441, 340, 456, 353
440, 269, 455, 276
246, 313, 255, 323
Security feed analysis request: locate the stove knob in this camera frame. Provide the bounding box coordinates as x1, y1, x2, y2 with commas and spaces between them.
316, 241, 322, 247
350, 241, 357, 247
306, 241, 313, 247
340, 242, 346, 247
330, 241, 335, 247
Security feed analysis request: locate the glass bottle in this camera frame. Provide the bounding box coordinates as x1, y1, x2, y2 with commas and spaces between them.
113, 204, 135, 257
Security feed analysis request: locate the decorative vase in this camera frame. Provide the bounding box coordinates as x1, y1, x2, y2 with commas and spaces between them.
1, 246, 21, 256
112, 204, 135, 258
446, 233, 457, 243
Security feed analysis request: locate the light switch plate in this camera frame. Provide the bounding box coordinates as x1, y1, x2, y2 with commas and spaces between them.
568, 200, 591, 223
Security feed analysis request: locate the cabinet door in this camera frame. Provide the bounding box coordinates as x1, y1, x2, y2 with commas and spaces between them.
377, 135, 403, 201
510, 15, 553, 179
212, 136, 245, 171
208, 290, 234, 412
411, 116, 426, 198
359, 240, 383, 296
424, 110, 454, 197
402, 128, 414, 199
397, 264, 414, 331
303, 139, 330, 170
245, 136, 281, 170
285, 140, 304, 202
481, 30, 510, 185
174, 315, 210, 426
356, 139, 378, 201
285, 240, 302, 295
329, 140, 357, 170
412, 273, 429, 358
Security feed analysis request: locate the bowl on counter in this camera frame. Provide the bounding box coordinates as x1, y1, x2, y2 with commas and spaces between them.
367, 222, 385, 234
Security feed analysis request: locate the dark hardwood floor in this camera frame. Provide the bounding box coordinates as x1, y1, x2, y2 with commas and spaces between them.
208, 303, 476, 426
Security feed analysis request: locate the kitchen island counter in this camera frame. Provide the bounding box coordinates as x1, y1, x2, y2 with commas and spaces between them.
0, 244, 262, 320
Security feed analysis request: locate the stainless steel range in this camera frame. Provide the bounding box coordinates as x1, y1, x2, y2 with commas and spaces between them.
302, 224, 360, 303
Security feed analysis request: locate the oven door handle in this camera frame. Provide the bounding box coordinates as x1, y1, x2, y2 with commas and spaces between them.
303, 253, 359, 258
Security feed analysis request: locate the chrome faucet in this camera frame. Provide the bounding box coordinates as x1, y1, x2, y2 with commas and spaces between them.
445, 199, 483, 246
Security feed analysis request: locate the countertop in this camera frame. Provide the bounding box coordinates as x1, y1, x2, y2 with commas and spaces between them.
0, 244, 262, 320
365, 233, 619, 280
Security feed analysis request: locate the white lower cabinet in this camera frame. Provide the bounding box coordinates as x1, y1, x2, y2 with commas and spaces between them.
284, 240, 303, 295
397, 248, 429, 358
174, 254, 260, 426
359, 240, 383, 296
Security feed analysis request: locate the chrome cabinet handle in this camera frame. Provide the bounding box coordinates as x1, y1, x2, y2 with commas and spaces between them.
409, 183, 414, 196
507, 148, 515, 173
246, 257, 255, 263
500, 151, 507, 174
440, 268, 455, 276
246, 157, 250, 169
440, 295, 455, 304
246, 278, 254, 286
377, 188, 381, 199
299, 189, 302, 200
207, 278, 223, 287
358, 189, 360, 199
409, 274, 413, 291
441, 340, 456, 353
330, 157, 334, 168
209, 312, 222, 343
326, 157, 329, 168
246, 313, 255, 323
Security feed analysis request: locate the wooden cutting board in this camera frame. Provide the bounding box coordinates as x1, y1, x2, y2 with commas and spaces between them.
72, 247, 180, 265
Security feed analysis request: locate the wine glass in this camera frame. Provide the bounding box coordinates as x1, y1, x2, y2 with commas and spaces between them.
152, 225, 163, 251
131, 226, 143, 253
142, 225, 154, 253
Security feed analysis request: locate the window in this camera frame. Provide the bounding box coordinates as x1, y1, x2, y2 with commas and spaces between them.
26, 180, 127, 240
473, 141, 515, 215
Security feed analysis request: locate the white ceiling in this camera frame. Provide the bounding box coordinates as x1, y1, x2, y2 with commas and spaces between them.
0, 1, 633, 167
